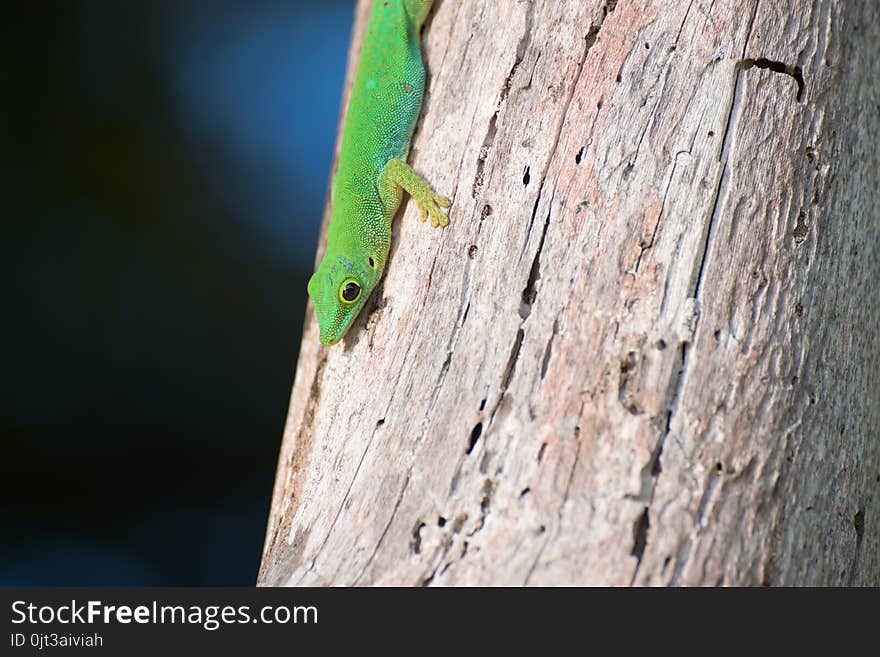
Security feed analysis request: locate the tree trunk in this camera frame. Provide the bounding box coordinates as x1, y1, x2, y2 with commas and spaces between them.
259, 0, 880, 586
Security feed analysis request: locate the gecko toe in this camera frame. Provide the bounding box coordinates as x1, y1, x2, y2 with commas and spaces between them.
431, 208, 449, 227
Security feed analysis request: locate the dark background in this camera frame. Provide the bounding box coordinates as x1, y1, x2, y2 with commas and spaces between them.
2, 0, 353, 584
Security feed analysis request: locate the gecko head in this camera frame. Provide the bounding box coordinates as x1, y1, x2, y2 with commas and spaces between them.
307, 250, 381, 346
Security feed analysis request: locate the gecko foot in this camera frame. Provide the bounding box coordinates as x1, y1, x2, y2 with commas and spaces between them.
416, 193, 452, 228
379, 159, 452, 228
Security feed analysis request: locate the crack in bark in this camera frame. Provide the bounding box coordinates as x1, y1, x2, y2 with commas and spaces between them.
520, 194, 554, 318
297, 409, 383, 585
673, 0, 696, 49
635, 151, 684, 273
738, 57, 805, 103
630, 507, 650, 563
520, 188, 543, 261
668, 468, 722, 586
352, 471, 412, 585
296, 315, 429, 584
540, 319, 559, 380
631, 0, 763, 585
524, 403, 584, 585
627, 61, 675, 173
426, 255, 477, 418
847, 507, 866, 586
484, 20, 596, 434
348, 248, 478, 583
472, 0, 536, 199
631, 121, 732, 584
472, 24, 602, 573
433, 0, 463, 75
485, 190, 554, 436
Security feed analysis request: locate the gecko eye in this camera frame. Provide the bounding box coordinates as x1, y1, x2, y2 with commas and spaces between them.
339, 280, 362, 304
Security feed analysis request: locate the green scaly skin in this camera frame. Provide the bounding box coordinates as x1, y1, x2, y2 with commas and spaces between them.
307, 0, 450, 346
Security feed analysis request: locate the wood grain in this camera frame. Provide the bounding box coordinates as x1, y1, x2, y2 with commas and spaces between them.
259, 0, 880, 586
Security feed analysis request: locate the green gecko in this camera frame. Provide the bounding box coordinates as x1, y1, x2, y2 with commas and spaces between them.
307, 0, 451, 346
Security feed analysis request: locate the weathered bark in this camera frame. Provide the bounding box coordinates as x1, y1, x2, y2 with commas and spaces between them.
259, 0, 880, 586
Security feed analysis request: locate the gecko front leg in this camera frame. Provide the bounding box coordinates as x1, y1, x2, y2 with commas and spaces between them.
378, 158, 451, 228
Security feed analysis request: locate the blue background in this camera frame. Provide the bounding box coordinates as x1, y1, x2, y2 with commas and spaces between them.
3, 0, 354, 584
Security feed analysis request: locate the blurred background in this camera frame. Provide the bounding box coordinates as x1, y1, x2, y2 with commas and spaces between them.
2, 0, 353, 584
